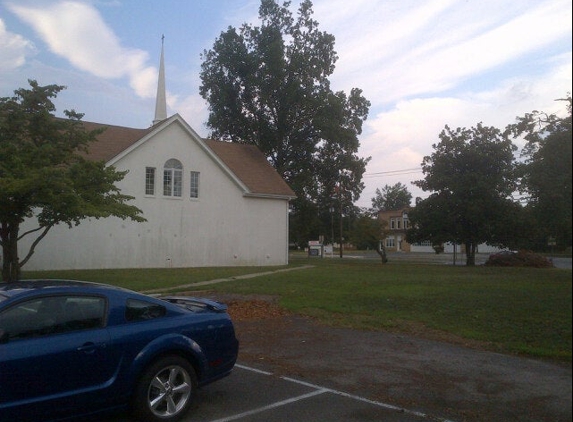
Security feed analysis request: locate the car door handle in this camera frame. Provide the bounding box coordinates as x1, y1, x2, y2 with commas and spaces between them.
77, 342, 106, 353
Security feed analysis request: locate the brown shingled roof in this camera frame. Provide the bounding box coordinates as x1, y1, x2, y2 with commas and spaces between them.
81, 121, 154, 162
79, 119, 295, 198
205, 139, 295, 198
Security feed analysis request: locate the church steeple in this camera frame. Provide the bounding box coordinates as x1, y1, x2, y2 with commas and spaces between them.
153, 35, 167, 125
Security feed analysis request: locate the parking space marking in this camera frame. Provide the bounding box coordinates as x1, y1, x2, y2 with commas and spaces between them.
235, 363, 273, 376
209, 389, 329, 422
235, 364, 458, 422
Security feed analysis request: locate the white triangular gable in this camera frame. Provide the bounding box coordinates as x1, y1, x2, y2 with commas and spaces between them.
108, 114, 251, 195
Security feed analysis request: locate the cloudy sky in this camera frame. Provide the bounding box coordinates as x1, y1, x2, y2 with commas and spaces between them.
1, 0, 571, 207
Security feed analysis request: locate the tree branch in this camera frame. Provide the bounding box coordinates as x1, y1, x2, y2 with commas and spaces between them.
18, 225, 53, 268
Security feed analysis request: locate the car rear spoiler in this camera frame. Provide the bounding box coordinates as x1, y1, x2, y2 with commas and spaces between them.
161, 296, 229, 313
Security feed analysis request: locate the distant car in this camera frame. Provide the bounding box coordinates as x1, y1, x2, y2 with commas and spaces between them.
0, 279, 239, 422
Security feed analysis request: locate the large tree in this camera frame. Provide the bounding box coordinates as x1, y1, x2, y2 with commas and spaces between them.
371, 182, 413, 212
199, 0, 370, 246
407, 123, 521, 266
0, 80, 145, 281
506, 95, 572, 251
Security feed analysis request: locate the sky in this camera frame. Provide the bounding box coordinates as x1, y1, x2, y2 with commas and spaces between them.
1, 0, 571, 208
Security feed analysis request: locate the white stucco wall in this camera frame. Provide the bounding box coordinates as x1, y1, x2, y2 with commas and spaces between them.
19, 120, 291, 270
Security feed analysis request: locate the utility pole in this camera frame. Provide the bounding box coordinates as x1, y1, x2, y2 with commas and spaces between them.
339, 180, 343, 258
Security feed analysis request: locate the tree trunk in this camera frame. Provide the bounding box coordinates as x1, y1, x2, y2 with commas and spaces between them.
376, 242, 388, 264
1, 222, 21, 282
1, 223, 9, 282
465, 242, 476, 266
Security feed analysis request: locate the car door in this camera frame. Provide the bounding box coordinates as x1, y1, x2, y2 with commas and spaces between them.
0, 295, 117, 415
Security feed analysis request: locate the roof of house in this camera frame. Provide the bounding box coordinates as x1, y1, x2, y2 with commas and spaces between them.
80, 119, 295, 199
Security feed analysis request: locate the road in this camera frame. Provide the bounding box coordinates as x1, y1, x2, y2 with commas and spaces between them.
341, 251, 572, 268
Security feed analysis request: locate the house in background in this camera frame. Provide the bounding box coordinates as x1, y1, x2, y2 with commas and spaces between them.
378, 207, 506, 254
19, 43, 295, 271
377, 208, 422, 252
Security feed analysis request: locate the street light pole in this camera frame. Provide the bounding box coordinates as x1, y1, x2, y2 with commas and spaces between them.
329, 206, 334, 256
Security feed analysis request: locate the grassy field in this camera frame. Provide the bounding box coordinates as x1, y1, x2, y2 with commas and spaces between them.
24, 256, 572, 361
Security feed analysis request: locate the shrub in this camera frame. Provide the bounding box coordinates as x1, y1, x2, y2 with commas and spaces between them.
485, 250, 554, 268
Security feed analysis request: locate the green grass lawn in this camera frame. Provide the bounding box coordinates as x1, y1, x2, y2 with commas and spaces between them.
24, 256, 572, 361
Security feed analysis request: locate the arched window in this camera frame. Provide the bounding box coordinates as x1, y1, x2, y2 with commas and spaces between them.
163, 159, 182, 197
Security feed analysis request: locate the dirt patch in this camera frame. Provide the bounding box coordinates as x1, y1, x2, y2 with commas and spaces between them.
199, 293, 572, 422
226, 299, 290, 321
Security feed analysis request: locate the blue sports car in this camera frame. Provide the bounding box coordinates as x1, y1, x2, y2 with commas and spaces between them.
0, 279, 239, 422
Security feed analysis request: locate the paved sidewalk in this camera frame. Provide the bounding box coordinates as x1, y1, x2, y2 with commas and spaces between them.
142, 265, 314, 295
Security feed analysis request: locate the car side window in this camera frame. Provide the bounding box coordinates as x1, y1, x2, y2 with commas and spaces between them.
61, 297, 106, 331
125, 299, 166, 322
0, 296, 106, 341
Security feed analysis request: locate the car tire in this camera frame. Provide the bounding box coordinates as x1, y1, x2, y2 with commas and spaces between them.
133, 355, 197, 422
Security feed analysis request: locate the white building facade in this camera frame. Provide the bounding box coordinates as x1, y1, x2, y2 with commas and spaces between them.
19, 115, 295, 270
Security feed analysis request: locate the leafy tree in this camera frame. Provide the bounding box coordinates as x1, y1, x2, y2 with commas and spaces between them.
506, 95, 572, 251
371, 182, 413, 211
0, 80, 145, 281
407, 123, 520, 266
349, 212, 388, 262
199, 0, 370, 246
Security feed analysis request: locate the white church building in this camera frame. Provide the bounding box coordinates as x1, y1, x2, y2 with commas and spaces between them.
19, 43, 295, 271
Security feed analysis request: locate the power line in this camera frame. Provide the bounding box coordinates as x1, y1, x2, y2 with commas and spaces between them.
364, 167, 422, 178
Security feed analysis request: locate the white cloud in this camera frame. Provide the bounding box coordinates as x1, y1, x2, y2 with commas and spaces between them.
356, 53, 572, 207
174, 93, 210, 137
6, 1, 157, 98
315, 0, 572, 105
0, 18, 36, 71
306, 0, 573, 207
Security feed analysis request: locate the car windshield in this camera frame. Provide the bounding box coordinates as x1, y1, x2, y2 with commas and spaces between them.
0, 294, 7, 303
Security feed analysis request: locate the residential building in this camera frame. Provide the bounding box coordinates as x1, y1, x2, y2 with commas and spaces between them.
378, 207, 507, 254
377, 208, 420, 252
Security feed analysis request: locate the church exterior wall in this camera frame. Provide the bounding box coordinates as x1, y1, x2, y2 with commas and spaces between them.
18, 120, 290, 270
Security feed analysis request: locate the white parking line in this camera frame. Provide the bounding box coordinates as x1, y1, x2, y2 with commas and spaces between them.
234, 364, 458, 422
208, 389, 329, 422
235, 363, 273, 375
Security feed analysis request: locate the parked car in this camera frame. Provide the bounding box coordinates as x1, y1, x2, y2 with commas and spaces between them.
0, 279, 239, 422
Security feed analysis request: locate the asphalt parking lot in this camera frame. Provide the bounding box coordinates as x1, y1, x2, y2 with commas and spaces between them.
113, 364, 456, 422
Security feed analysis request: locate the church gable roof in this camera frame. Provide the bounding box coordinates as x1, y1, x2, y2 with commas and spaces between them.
81, 121, 154, 162
205, 139, 295, 198
80, 119, 295, 199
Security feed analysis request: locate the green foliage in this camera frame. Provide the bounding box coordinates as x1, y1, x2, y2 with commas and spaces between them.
348, 214, 385, 250
371, 182, 413, 212
408, 123, 522, 265
0, 80, 144, 281
199, 0, 370, 246
506, 95, 572, 251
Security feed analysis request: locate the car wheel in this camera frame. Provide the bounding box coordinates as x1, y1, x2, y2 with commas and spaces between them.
133, 356, 197, 422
